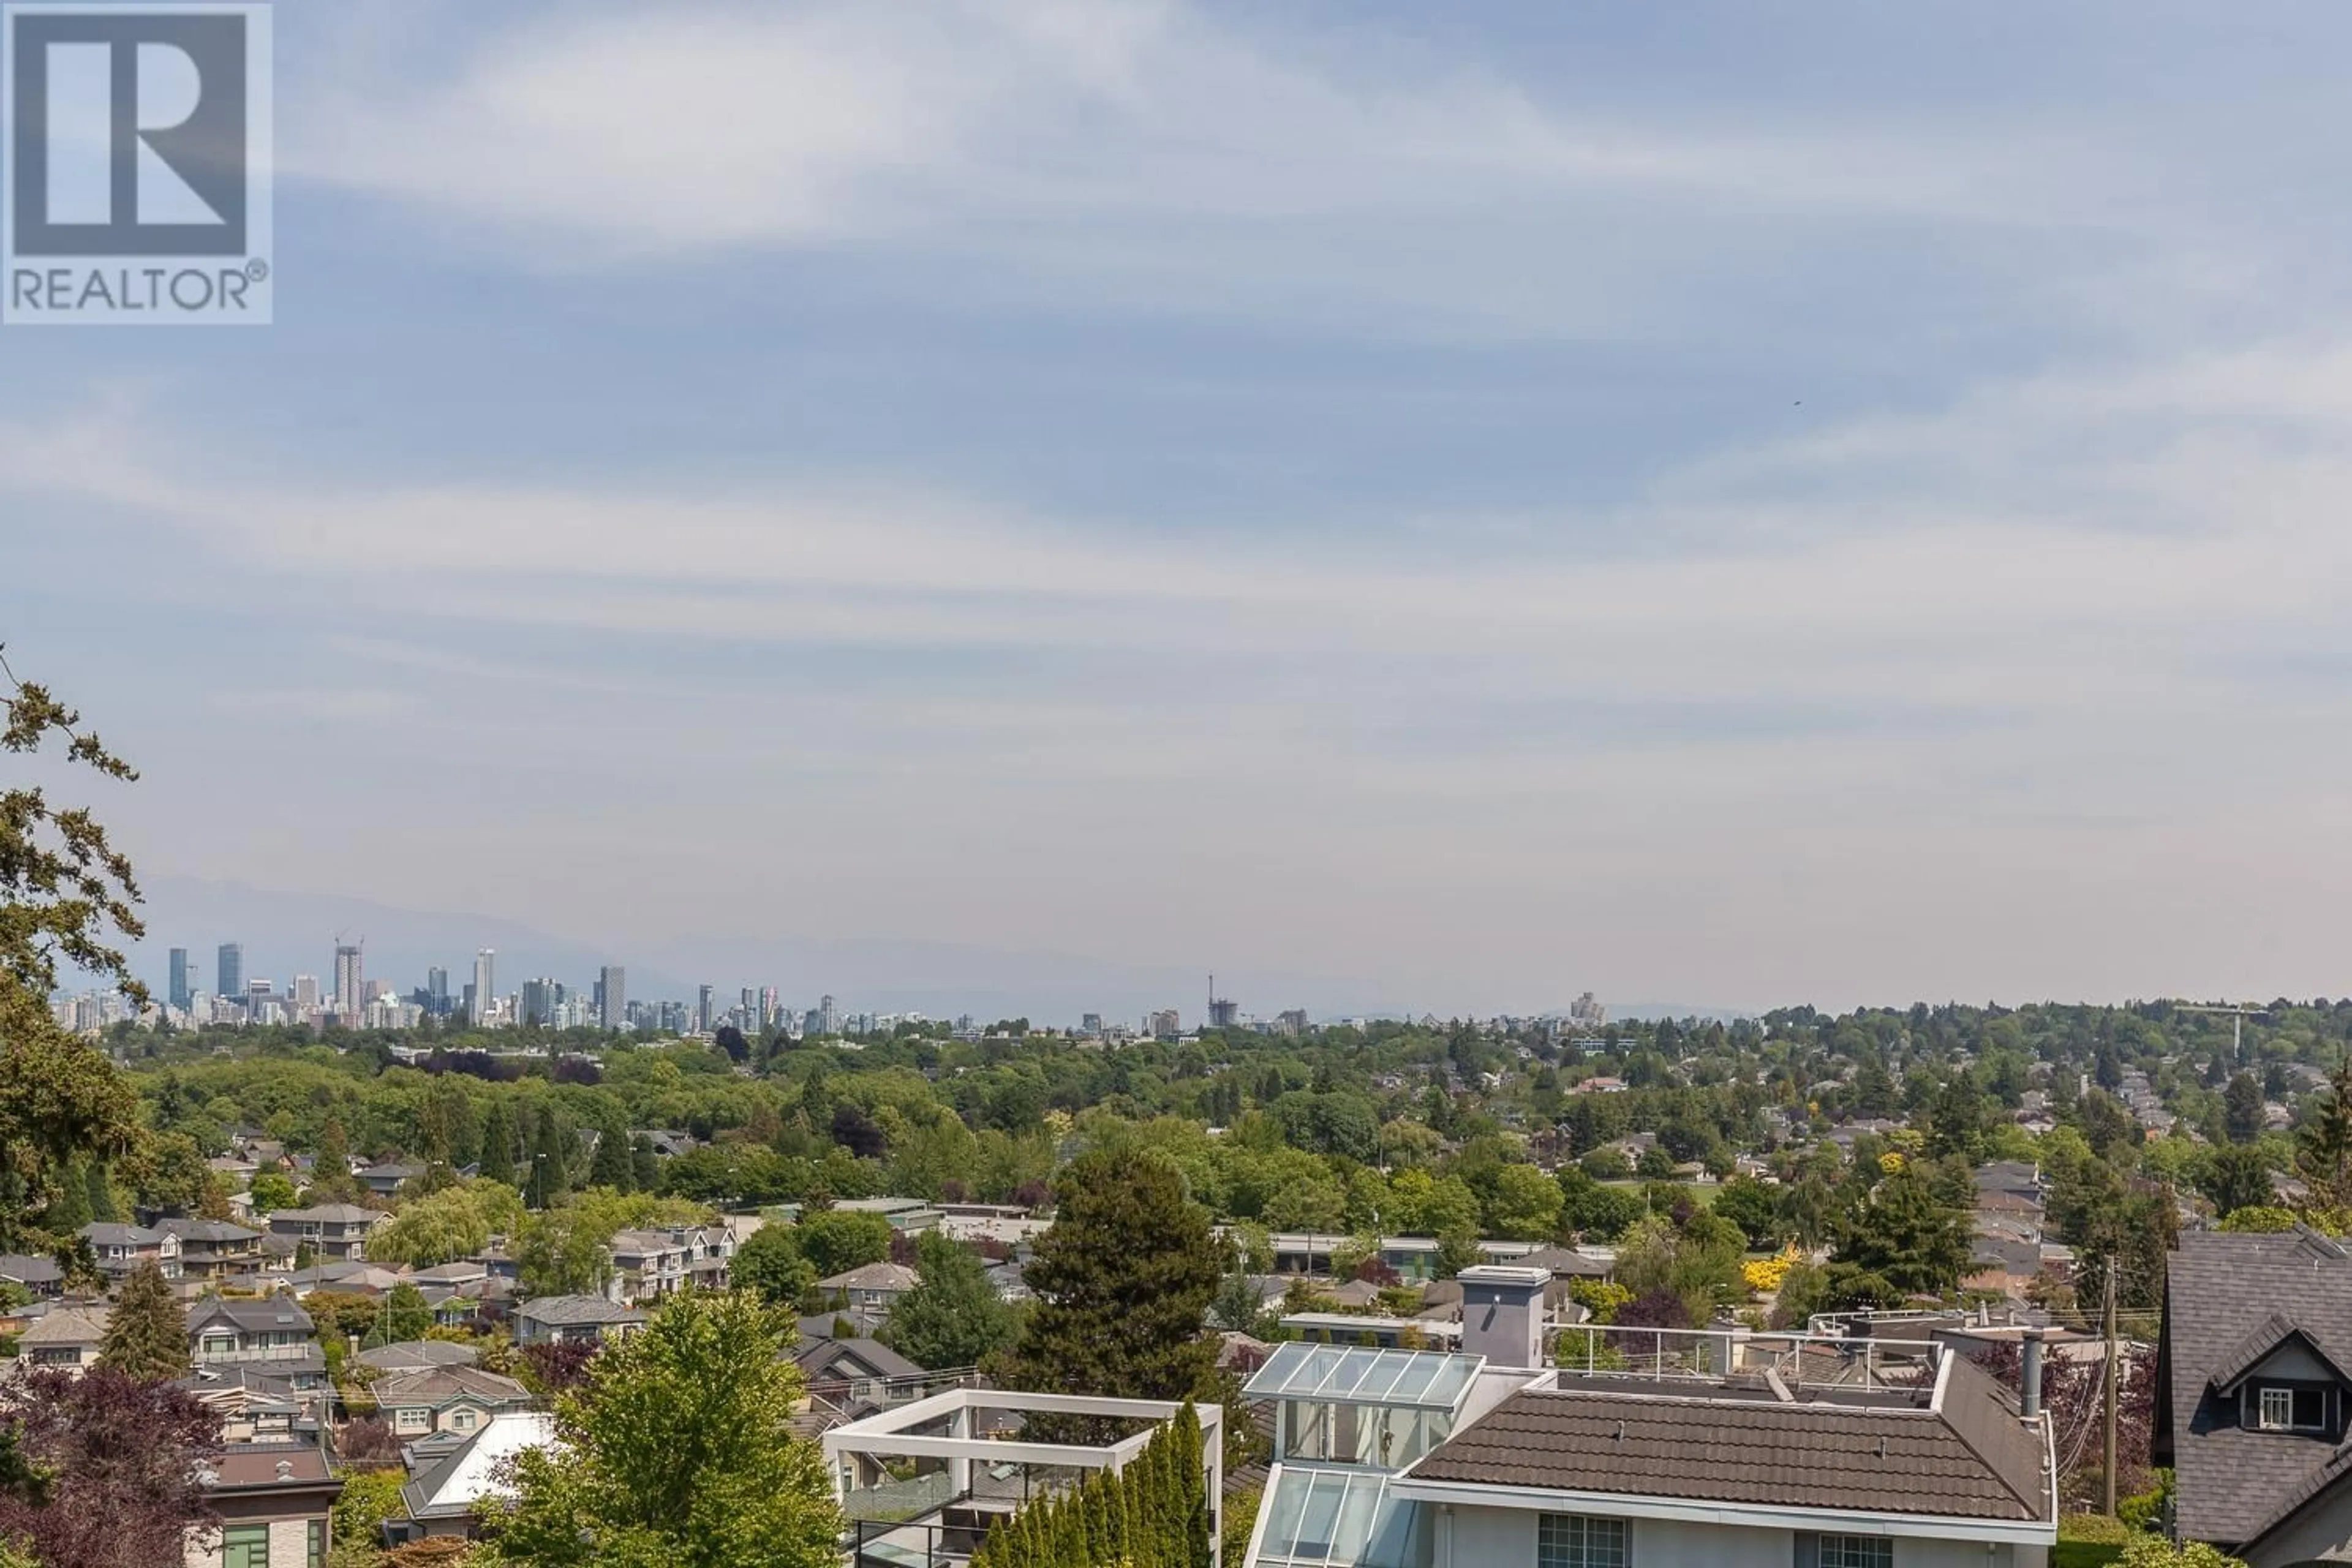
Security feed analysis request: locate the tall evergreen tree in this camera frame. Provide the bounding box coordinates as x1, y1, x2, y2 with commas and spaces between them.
476, 1099, 517, 1188
587, 1102, 633, 1191
45, 1158, 93, 1233
83, 1161, 118, 1223
2298, 1057, 2352, 1212
996, 1148, 1222, 1441
525, 1106, 570, 1210
311, 1117, 355, 1202
2224, 1071, 2267, 1145
96, 1262, 186, 1382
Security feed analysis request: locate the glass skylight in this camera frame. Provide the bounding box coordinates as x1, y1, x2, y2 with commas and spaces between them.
1244, 1343, 1483, 1412
1253, 1464, 1427, 1568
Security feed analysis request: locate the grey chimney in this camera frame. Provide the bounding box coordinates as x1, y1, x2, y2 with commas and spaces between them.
2020, 1329, 2045, 1420
1456, 1264, 1549, 1368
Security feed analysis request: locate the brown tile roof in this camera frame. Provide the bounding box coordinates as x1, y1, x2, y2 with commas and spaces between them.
369, 1366, 530, 1407
207, 1446, 336, 1490
1406, 1354, 2049, 1524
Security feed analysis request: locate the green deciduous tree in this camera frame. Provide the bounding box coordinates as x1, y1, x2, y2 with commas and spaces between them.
0, 659, 146, 1252
96, 1262, 186, 1382
1481, 1163, 1564, 1241
246, 1170, 298, 1215
731, 1224, 816, 1307
365, 1182, 518, 1270
480, 1289, 840, 1568
884, 1231, 1017, 1371
793, 1210, 892, 1282
366, 1283, 432, 1348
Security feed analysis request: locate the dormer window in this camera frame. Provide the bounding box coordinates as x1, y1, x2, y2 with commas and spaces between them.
2252, 1385, 2328, 1433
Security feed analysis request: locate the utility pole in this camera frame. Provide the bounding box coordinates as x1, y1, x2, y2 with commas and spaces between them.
2103, 1258, 2120, 1517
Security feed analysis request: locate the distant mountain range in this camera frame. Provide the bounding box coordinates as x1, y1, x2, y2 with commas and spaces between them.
107, 876, 1747, 1028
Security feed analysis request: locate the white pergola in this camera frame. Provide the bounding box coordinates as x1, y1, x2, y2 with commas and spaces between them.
823, 1389, 1225, 1564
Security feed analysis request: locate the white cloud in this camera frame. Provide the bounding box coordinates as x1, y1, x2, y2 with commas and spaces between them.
274, 0, 2192, 342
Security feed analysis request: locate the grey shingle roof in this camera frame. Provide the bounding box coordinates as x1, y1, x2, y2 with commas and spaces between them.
188, 1294, 315, 1335
2162, 1227, 2352, 1545
514, 1294, 643, 1326
159, 1218, 262, 1244
794, 1336, 924, 1384
1405, 1353, 2050, 1524
356, 1339, 478, 1373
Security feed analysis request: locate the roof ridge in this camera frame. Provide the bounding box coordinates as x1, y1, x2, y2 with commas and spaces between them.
1930, 1353, 2049, 1521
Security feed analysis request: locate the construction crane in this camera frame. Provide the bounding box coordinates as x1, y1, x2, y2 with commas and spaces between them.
2178, 1001, 2264, 1064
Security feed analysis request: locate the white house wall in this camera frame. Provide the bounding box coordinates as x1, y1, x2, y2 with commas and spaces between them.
1434, 1504, 2045, 1568
2239, 1471, 2352, 1567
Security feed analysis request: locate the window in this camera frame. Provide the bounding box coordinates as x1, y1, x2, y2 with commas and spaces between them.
307, 1518, 327, 1568
451, 1408, 478, 1432
1538, 1513, 1628, 1568
1817, 1537, 1893, 1568
394, 1406, 430, 1433
221, 1524, 271, 1568
2253, 1385, 2327, 1432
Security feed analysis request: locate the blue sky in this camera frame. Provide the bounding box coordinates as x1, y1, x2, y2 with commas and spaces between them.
7, 0, 2351, 1016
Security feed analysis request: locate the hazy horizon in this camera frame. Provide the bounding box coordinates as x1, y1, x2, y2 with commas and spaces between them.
11, 2, 2351, 1012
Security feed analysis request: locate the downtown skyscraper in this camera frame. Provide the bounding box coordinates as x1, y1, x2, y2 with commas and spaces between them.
216, 942, 243, 1001
167, 948, 192, 1011
470, 949, 496, 1025
598, 966, 625, 1030
333, 944, 364, 1019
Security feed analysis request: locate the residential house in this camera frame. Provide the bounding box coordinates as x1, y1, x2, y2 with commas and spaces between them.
186, 1444, 340, 1568
186, 1295, 326, 1389
605, 1227, 693, 1302
356, 1340, 479, 1375
388, 1411, 559, 1544
78, 1221, 181, 1282
0, 1253, 64, 1298
160, 1218, 265, 1282
793, 1336, 928, 1428
1241, 1266, 2057, 1568
510, 1294, 644, 1347
354, 1163, 424, 1200
630, 1129, 699, 1159
816, 1261, 920, 1319
177, 1365, 310, 1445
374, 1365, 532, 1442
266, 1204, 382, 1262
17, 1303, 109, 1371
2158, 1226, 2352, 1564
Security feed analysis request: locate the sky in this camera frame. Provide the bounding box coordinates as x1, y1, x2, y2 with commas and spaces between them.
6, 0, 2352, 1020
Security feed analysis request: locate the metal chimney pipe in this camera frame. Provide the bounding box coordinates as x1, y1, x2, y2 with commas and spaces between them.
2020, 1329, 2045, 1420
